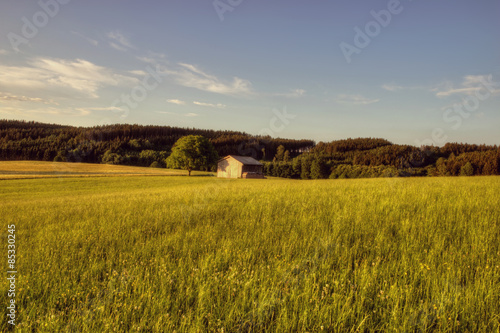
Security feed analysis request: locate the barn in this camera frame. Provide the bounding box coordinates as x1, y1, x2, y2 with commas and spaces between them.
217, 155, 265, 179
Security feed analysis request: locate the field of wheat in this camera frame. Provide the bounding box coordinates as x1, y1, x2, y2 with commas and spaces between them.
1, 162, 499, 332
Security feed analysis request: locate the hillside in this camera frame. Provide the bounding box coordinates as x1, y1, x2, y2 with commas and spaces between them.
1, 120, 499, 178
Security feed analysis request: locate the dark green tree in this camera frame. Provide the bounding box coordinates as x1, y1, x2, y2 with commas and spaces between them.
460, 162, 474, 176
275, 145, 285, 162
283, 151, 290, 162
165, 135, 218, 176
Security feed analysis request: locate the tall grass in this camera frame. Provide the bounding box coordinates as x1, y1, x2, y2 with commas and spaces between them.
1, 173, 499, 332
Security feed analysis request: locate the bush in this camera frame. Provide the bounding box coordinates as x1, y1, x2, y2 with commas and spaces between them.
150, 161, 162, 168
53, 154, 65, 162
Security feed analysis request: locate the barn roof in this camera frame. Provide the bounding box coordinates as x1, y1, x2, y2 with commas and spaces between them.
219, 155, 263, 166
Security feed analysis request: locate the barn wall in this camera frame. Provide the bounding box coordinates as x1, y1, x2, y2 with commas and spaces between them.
217, 157, 242, 178
236, 162, 243, 178
217, 159, 231, 178
218, 156, 264, 178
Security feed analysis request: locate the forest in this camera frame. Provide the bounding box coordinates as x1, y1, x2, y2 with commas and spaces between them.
1, 120, 499, 178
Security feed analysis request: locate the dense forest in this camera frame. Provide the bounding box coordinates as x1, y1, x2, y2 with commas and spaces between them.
0, 120, 313, 168
264, 138, 500, 179
1, 120, 499, 178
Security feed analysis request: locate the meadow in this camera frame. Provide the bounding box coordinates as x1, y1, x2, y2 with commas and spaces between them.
1, 162, 499, 332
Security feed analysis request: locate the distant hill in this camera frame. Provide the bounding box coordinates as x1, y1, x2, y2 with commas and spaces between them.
1, 119, 498, 178
0, 120, 314, 167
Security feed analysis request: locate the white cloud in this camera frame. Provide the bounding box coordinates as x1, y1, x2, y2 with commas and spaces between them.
137, 52, 168, 66
193, 101, 226, 108
110, 43, 128, 52
166, 99, 186, 105
155, 111, 176, 115
0, 106, 90, 116
435, 87, 479, 97
381, 83, 428, 92
170, 63, 253, 96
434, 75, 500, 98
107, 31, 134, 51
382, 84, 404, 92
0, 49, 7, 55
154, 111, 198, 117
275, 88, 306, 98
136, 53, 252, 96
129, 70, 147, 76
71, 31, 98, 46
0, 57, 138, 98
335, 94, 379, 105
0, 92, 58, 105
80, 106, 123, 112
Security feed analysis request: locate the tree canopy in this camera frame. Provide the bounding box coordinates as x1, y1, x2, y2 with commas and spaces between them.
165, 135, 218, 176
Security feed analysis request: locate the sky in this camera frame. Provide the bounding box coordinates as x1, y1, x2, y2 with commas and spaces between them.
0, 0, 499, 146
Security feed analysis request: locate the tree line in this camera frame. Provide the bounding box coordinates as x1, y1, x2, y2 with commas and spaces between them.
262, 140, 500, 179
1, 120, 498, 178
0, 120, 314, 167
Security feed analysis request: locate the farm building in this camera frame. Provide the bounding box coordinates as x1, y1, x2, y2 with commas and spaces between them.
217, 155, 265, 179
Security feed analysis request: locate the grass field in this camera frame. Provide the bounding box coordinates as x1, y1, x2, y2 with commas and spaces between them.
1, 162, 499, 332
0, 161, 211, 180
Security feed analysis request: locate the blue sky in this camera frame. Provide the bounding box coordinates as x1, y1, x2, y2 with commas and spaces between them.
0, 0, 499, 145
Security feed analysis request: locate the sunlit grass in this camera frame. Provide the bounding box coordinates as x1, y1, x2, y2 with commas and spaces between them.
0, 161, 211, 179
1, 168, 499, 332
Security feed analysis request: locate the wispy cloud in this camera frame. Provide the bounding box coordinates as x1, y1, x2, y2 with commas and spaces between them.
275, 88, 306, 98
166, 99, 186, 105
193, 101, 226, 108
71, 31, 98, 46
0, 57, 138, 98
155, 111, 176, 115
155, 110, 198, 117
107, 31, 134, 51
170, 63, 253, 96
136, 53, 253, 96
382, 84, 404, 92
0, 106, 91, 116
381, 83, 427, 92
79, 106, 123, 112
128, 70, 147, 76
433, 75, 500, 98
137, 52, 168, 67
0, 92, 58, 105
0, 49, 7, 55
335, 94, 379, 105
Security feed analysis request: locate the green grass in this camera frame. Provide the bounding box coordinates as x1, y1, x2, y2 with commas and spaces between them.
1, 162, 499, 332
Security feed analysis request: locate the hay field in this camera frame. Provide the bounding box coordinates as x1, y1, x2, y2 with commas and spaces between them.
1, 162, 499, 332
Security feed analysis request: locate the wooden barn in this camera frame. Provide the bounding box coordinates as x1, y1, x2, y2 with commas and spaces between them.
217, 155, 265, 179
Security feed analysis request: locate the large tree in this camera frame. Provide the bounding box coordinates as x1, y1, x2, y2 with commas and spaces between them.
166, 135, 218, 176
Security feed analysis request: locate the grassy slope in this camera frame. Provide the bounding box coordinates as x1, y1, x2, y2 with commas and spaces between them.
1, 168, 499, 332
